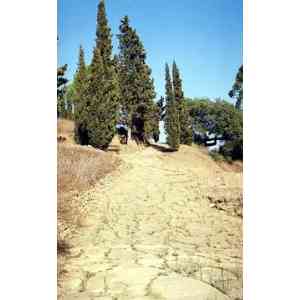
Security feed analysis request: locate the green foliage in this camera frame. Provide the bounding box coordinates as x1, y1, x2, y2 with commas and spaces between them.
64, 84, 74, 119
187, 98, 243, 160
117, 16, 158, 142
219, 138, 243, 161
72, 1, 119, 149
86, 48, 119, 149
229, 65, 243, 110
157, 96, 165, 121
164, 64, 180, 150
73, 45, 89, 144
57, 64, 68, 117
172, 61, 193, 145
96, 0, 112, 70
84, 0, 118, 150
209, 151, 224, 162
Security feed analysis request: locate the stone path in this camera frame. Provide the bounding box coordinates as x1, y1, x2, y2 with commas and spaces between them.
58, 145, 242, 300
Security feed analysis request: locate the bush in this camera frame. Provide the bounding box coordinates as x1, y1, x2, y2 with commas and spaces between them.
220, 139, 243, 161
209, 150, 224, 161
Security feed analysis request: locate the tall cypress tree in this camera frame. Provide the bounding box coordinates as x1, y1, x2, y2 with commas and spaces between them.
96, 0, 112, 70
117, 16, 157, 142
165, 63, 180, 150
172, 61, 193, 145
73, 45, 89, 144
84, 0, 118, 149
86, 48, 111, 149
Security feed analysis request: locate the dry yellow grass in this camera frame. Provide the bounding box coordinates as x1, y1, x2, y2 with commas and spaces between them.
58, 143, 118, 194
57, 118, 76, 144
57, 119, 120, 256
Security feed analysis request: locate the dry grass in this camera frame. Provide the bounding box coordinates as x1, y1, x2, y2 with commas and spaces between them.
57, 118, 75, 144
217, 160, 243, 173
58, 143, 118, 194
57, 119, 120, 257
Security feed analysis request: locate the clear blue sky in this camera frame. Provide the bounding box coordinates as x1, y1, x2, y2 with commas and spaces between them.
58, 0, 242, 102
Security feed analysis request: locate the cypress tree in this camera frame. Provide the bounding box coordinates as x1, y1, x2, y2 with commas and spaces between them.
86, 48, 110, 149
84, 0, 118, 149
172, 61, 193, 145
73, 45, 89, 144
165, 63, 180, 150
96, 0, 112, 70
117, 16, 157, 142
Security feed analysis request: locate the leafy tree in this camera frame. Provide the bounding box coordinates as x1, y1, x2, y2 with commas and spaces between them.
229, 65, 243, 110
186, 97, 213, 133
164, 63, 180, 150
186, 98, 243, 159
172, 61, 192, 145
57, 64, 68, 117
117, 16, 157, 142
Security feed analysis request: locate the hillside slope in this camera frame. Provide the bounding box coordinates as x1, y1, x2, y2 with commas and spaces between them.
58, 140, 242, 300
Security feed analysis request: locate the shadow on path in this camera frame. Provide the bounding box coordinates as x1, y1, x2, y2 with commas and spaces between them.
149, 143, 177, 153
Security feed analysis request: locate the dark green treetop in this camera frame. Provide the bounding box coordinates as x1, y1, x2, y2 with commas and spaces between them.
96, 0, 112, 69
172, 61, 193, 145
73, 45, 89, 144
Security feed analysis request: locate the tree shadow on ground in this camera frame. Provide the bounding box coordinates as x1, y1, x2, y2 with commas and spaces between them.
107, 145, 121, 153
149, 143, 177, 153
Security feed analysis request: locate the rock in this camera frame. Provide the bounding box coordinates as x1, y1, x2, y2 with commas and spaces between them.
149, 274, 230, 300
63, 278, 83, 293
106, 266, 160, 297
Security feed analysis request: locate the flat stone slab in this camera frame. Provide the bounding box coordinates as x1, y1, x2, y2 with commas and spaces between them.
86, 273, 105, 294
150, 274, 230, 300
63, 277, 83, 294
107, 266, 160, 297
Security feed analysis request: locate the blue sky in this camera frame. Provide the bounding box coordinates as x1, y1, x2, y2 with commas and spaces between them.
58, 0, 242, 102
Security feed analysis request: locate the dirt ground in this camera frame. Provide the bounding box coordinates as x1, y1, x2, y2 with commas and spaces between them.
58, 139, 242, 300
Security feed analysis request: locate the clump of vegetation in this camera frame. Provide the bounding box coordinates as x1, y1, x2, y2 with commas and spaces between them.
209, 151, 225, 162
187, 98, 243, 160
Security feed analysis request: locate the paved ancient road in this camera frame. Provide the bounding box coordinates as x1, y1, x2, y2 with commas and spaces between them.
59, 145, 242, 300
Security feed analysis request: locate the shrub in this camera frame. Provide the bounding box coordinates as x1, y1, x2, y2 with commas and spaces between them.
209, 150, 224, 162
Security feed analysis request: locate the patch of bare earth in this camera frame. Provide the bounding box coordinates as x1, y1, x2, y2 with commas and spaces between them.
58, 142, 242, 300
